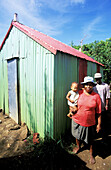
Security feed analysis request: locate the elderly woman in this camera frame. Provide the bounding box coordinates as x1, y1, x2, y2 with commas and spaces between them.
71, 76, 101, 164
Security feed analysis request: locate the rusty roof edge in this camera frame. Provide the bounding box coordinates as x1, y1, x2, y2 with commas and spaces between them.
12, 22, 104, 66
73, 49, 104, 67
0, 21, 104, 67
0, 22, 13, 51
56, 50, 104, 67
81, 54, 104, 67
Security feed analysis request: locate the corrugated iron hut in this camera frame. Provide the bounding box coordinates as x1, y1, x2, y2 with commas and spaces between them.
0, 17, 104, 139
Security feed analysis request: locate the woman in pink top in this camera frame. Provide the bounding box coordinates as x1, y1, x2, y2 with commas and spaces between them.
71, 76, 101, 164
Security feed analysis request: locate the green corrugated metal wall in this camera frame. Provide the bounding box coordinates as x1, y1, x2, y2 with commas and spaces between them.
87, 61, 103, 80
54, 52, 78, 139
0, 43, 9, 114
18, 28, 54, 138
0, 56, 3, 109
0, 26, 54, 138
87, 61, 97, 77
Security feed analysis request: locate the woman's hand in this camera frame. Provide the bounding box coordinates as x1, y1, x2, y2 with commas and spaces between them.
96, 124, 101, 133
96, 114, 101, 133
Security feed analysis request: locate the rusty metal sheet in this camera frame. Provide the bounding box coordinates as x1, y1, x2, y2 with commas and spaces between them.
79, 58, 87, 88
97, 64, 100, 73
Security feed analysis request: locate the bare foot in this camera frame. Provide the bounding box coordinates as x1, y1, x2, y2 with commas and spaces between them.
90, 155, 96, 164
72, 147, 80, 154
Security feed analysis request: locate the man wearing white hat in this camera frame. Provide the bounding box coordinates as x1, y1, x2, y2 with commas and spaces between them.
94, 73, 110, 111
94, 73, 110, 142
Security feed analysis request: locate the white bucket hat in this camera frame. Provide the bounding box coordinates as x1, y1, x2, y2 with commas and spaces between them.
81, 76, 96, 85
94, 73, 102, 79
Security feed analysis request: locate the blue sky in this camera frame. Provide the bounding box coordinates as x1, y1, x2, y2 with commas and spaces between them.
0, 0, 111, 46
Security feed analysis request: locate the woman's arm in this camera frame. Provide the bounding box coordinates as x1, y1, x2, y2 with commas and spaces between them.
96, 114, 101, 133
96, 94, 101, 133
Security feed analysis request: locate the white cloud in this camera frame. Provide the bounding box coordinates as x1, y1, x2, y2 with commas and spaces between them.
83, 16, 102, 39
0, 0, 86, 44
71, 0, 85, 4
37, 0, 86, 12
0, 0, 66, 36
0, 0, 86, 33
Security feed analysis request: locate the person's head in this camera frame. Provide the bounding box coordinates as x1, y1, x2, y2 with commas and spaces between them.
71, 82, 78, 92
94, 73, 102, 84
81, 76, 96, 93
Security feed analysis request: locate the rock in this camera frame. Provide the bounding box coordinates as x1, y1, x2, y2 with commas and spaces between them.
18, 125, 28, 141
7, 144, 10, 148
6, 123, 15, 129
4, 116, 9, 119
3, 130, 9, 136
0, 109, 2, 112
10, 125, 20, 130
14, 141, 25, 151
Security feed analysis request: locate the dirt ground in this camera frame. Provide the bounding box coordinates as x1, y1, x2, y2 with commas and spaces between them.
0, 112, 29, 158
0, 110, 111, 170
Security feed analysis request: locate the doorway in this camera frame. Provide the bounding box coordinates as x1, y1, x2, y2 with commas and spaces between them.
7, 58, 19, 123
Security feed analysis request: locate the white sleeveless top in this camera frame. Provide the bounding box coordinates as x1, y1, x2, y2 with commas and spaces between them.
68, 90, 79, 107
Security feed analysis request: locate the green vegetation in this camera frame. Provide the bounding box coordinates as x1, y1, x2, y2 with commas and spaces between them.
71, 38, 111, 83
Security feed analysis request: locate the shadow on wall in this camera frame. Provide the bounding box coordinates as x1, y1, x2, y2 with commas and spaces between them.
24, 70, 54, 138
44, 70, 53, 137
25, 91, 35, 132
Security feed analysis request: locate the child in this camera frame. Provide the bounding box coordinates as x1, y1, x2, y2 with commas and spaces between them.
66, 82, 79, 118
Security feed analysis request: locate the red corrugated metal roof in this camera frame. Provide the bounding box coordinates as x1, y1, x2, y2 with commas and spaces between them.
0, 23, 13, 51
0, 21, 104, 66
